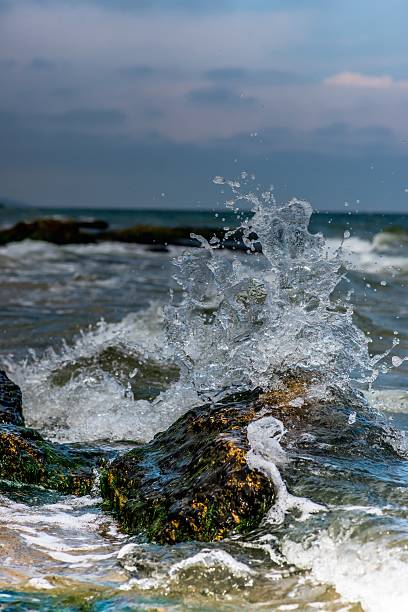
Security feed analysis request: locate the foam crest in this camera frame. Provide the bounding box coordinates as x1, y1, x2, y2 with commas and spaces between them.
0, 494, 125, 588
282, 526, 408, 612
246, 416, 324, 524
4, 305, 200, 443
328, 232, 408, 275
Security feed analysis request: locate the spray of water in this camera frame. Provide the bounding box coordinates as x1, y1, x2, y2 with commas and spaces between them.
165, 176, 393, 401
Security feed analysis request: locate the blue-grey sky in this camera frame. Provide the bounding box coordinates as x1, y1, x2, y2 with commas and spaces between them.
1, 0, 408, 210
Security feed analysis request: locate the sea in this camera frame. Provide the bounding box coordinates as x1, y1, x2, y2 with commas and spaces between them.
0, 193, 407, 611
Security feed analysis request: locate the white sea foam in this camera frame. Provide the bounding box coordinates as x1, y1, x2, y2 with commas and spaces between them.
282, 529, 408, 612
0, 494, 125, 588
169, 549, 254, 578
0, 239, 62, 260
246, 416, 324, 524
5, 304, 202, 443
326, 233, 408, 275
118, 547, 255, 592
366, 388, 408, 414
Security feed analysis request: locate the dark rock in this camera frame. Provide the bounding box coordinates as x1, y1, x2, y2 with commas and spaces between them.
0, 369, 24, 426
0, 218, 106, 246
78, 219, 109, 231
101, 388, 278, 544
102, 224, 228, 248
0, 370, 106, 495
101, 373, 406, 544
0, 218, 250, 250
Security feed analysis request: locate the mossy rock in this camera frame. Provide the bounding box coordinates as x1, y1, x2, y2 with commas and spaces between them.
101, 388, 280, 544
0, 370, 105, 495
101, 373, 406, 544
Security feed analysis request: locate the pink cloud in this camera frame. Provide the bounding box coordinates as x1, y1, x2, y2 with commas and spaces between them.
324, 71, 408, 89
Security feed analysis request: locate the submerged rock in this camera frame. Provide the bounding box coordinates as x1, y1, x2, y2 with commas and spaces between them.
0, 370, 105, 495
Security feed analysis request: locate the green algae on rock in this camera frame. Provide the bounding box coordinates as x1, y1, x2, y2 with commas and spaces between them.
0, 370, 105, 495
101, 389, 277, 544
101, 372, 408, 545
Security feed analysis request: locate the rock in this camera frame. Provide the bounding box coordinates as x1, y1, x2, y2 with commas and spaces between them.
102, 224, 231, 248
101, 372, 406, 544
0, 218, 250, 250
0, 369, 24, 426
0, 218, 107, 246
0, 370, 106, 495
101, 388, 277, 544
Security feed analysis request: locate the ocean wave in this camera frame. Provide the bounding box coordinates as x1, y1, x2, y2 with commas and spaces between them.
0, 493, 124, 589
326, 233, 408, 275
4, 305, 200, 443
282, 520, 408, 612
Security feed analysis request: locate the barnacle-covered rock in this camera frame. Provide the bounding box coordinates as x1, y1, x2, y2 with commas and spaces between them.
101, 388, 280, 544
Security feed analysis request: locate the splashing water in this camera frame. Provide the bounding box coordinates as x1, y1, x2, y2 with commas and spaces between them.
165, 179, 393, 400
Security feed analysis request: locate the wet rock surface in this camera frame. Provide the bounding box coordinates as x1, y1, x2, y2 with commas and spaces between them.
0, 369, 24, 426
101, 374, 407, 544
101, 388, 278, 544
0, 370, 106, 495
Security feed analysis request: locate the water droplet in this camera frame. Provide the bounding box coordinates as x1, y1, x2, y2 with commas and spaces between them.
343, 230, 350, 239
212, 176, 225, 185
392, 356, 403, 367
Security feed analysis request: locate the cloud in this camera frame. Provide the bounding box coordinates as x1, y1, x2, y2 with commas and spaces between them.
118, 64, 155, 78
211, 121, 397, 157
23, 0, 307, 15
58, 108, 126, 128
1, 3, 307, 70
324, 71, 408, 89
52, 87, 77, 98
187, 86, 258, 108
1, 109, 407, 212
27, 57, 55, 71
206, 67, 306, 85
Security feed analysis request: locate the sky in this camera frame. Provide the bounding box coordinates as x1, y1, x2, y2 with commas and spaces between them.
0, 0, 408, 211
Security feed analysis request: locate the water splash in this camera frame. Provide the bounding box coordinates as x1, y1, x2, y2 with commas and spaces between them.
165, 179, 391, 400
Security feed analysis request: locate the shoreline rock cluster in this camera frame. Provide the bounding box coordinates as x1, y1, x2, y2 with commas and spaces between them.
1, 369, 405, 545
0, 218, 251, 250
